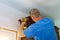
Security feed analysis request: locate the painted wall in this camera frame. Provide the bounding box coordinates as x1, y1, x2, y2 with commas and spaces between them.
0, 0, 60, 39
0, 3, 28, 30
0, 29, 16, 40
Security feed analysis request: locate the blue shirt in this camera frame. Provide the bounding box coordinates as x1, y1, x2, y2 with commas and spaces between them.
24, 18, 57, 40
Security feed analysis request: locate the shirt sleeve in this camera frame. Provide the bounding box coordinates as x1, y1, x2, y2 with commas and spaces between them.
23, 25, 35, 38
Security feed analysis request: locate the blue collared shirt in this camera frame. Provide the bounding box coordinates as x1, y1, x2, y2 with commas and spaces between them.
24, 18, 57, 40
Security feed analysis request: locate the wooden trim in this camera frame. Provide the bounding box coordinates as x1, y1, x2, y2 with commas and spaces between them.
0, 27, 17, 40
0, 27, 17, 32
16, 31, 18, 40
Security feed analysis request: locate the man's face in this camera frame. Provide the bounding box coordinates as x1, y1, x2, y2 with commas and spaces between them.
30, 15, 36, 22
30, 10, 38, 22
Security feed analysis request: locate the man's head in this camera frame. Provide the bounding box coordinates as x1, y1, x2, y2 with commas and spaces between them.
30, 8, 42, 22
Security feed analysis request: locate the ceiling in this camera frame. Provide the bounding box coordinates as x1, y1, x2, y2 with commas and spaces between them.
0, 0, 60, 30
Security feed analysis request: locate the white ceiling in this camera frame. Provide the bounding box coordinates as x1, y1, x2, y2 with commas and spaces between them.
0, 0, 60, 30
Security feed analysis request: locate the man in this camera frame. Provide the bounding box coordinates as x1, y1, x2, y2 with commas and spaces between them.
19, 9, 57, 40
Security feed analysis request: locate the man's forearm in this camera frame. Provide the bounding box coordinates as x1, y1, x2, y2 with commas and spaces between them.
19, 25, 25, 37
19, 30, 25, 37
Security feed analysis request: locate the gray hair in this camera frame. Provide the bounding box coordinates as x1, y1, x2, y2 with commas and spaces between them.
30, 8, 41, 18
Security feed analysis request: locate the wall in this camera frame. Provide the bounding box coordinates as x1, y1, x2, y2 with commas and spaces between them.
0, 28, 16, 40
0, 3, 28, 30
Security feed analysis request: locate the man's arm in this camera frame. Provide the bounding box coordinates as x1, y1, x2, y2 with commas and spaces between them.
18, 22, 28, 40
19, 22, 34, 40
19, 22, 26, 37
